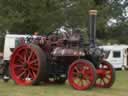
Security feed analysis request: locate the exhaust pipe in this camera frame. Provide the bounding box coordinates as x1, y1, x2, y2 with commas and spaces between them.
89, 10, 97, 48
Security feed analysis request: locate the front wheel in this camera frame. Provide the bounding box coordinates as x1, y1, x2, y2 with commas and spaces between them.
95, 60, 115, 88
68, 59, 97, 90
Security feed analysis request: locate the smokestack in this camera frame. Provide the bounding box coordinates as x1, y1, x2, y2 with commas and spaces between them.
89, 10, 97, 48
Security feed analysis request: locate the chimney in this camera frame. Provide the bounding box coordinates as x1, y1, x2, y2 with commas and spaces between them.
89, 10, 97, 48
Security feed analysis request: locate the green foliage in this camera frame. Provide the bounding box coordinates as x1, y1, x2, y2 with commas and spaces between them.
0, 0, 127, 45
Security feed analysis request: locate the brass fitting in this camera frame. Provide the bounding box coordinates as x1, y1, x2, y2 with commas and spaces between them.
89, 10, 97, 15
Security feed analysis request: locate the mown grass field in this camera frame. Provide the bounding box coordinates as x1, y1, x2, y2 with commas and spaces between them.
0, 71, 128, 96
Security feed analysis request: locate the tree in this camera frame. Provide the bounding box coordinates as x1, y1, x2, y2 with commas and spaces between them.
0, 0, 127, 44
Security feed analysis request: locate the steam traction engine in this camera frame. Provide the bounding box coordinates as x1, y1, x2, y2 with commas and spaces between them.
9, 10, 115, 90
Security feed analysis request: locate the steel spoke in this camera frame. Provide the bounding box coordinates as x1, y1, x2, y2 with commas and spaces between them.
17, 71, 26, 79
77, 79, 82, 86
99, 78, 103, 85
27, 51, 33, 62
18, 59, 25, 65
74, 66, 80, 73
26, 71, 30, 78
31, 71, 37, 79
73, 72, 79, 77
23, 48, 28, 62
102, 78, 106, 85
15, 67, 25, 73
17, 54, 24, 61
81, 79, 85, 86
29, 59, 38, 65
14, 64, 24, 68
28, 70, 34, 79
105, 75, 111, 81
30, 66, 38, 72
86, 79, 91, 85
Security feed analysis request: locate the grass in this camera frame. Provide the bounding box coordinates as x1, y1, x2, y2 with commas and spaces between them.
0, 71, 128, 96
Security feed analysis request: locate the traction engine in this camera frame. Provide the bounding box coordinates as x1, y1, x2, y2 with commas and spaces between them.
9, 10, 115, 90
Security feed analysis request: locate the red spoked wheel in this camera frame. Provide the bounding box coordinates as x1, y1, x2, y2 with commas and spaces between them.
95, 60, 115, 88
10, 44, 47, 86
68, 59, 96, 90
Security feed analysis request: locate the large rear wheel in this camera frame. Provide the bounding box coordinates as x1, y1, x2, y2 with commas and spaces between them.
10, 44, 47, 86
95, 60, 115, 88
68, 59, 96, 90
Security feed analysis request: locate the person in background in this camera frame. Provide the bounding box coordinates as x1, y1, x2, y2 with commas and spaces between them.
34, 32, 39, 36
32, 32, 39, 44
0, 53, 3, 65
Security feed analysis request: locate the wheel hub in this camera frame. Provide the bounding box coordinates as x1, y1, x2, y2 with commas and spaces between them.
24, 63, 28, 68
79, 73, 83, 79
